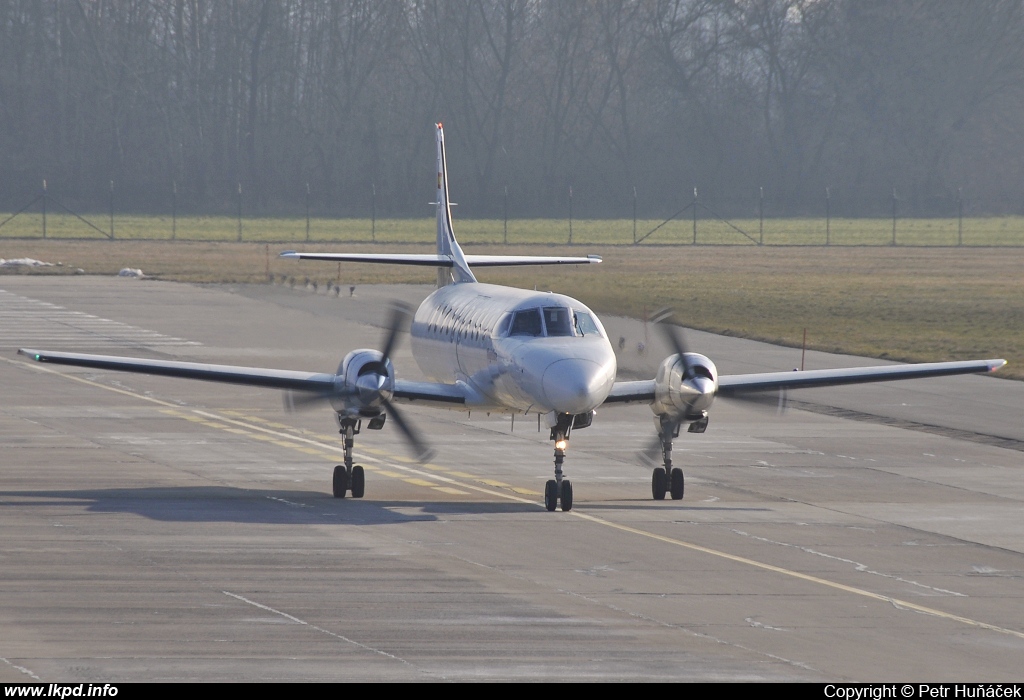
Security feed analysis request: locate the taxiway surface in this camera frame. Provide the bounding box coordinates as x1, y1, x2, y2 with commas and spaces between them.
1, 277, 1022, 681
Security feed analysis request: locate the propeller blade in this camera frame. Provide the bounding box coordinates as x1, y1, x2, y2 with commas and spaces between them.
652, 308, 696, 381
283, 388, 334, 412
639, 436, 663, 469
382, 398, 435, 463
380, 302, 412, 365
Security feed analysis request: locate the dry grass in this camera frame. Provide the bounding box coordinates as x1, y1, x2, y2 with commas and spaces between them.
2, 238, 1020, 380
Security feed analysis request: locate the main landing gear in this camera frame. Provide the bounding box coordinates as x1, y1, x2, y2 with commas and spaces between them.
651, 415, 685, 501
333, 417, 367, 498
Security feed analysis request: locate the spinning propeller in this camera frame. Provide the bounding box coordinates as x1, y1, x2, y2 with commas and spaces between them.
284, 302, 434, 463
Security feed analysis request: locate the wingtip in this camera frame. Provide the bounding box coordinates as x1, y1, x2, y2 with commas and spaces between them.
17, 348, 41, 361
279, 250, 299, 259
989, 359, 1007, 372
587, 254, 602, 263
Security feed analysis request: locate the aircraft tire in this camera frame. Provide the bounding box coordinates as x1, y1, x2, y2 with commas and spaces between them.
544, 480, 558, 511
652, 468, 667, 500
560, 480, 573, 511
333, 465, 348, 499
350, 465, 365, 499
670, 468, 684, 500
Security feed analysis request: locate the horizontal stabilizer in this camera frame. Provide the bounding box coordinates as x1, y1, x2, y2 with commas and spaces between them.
280, 251, 601, 267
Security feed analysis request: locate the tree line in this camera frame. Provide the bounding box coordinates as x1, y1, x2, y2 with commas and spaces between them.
2, 0, 1023, 220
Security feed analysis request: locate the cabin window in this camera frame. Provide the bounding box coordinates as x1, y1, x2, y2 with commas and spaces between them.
509, 308, 543, 336
543, 307, 574, 337
574, 311, 601, 337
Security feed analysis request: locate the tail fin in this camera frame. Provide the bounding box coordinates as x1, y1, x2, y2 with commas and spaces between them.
435, 123, 476, 286
280, 124, 602, 276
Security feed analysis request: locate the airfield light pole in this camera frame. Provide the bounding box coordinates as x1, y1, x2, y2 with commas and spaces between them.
305, 182, 310, 242
109, 180, 115, 240
503, 184, 508, 245
41, 180, 47, 239
371, 183, 376, 242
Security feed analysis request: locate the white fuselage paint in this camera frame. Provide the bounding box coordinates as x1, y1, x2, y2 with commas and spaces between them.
410, 282, 617, 416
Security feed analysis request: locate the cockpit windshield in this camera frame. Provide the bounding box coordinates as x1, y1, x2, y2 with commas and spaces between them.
507, 306, 604, 338
543, 307, 574, 336
509, 308, 543, 336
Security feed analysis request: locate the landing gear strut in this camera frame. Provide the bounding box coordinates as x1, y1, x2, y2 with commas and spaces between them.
652, 415, 685, 501
333, 418, 365, 498
545, 413, 575, 512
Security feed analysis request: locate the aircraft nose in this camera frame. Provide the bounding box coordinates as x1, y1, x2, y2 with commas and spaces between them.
541, 359, 612, 414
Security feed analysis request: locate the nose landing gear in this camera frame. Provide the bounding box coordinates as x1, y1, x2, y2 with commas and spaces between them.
545, 414, 576, 511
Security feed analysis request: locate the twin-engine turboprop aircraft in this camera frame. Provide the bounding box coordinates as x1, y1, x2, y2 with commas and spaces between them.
20, 124, 1005, 511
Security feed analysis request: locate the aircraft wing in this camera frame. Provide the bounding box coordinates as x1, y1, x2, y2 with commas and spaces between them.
393, 380, 466, 405
602, 380, 656, 405
280, 251, 600, 267
19, 348, 471, 407
716, 359, 1005, 395
602, 359, 1005, 407
18, 348, 337, 391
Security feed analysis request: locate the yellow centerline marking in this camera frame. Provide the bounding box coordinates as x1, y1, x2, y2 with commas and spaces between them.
7, 353, 1023, 642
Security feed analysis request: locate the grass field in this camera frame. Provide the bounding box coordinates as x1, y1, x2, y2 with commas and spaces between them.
3, 212, 1024, 247
3, 234, 1020, 382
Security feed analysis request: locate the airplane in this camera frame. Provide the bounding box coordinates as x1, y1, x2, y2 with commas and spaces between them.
19, 123, 1006, 512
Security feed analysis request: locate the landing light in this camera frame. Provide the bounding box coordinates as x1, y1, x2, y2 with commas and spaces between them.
555, 439, 568, 451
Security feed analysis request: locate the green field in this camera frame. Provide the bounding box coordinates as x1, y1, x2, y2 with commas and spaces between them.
3, 212, 1024, 247
2, 234, 1021, 382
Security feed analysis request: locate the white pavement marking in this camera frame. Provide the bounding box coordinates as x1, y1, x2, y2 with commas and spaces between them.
0, 289, 200, 348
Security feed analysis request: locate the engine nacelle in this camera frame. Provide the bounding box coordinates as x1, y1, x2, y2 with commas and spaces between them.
332, 349, 396, 417
651, 352, 718, 420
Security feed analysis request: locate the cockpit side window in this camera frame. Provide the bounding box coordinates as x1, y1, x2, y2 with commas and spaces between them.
509, 308, 543, 336
573, 311, 601, 337
543, 307, 574, 336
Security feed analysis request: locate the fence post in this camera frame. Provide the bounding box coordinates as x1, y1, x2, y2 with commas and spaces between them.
891, 187, 897, 246
759, 186, 764, 245
305, 182, 310, 242
825, 187, 831, 246
568, 185, 573, 245
957, 188, 963, 246
237, 183, 242, 242
42, 180, 47, 239
172, 181, 177, 241
109, 180, 115, 240
632, 186, 637, 245
692, 188, 698, 245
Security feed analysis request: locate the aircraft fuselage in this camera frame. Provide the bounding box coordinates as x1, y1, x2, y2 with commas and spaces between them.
410, 282, 616, 416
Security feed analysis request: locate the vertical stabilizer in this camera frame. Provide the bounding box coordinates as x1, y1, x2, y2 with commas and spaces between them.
435, 123, 476, 287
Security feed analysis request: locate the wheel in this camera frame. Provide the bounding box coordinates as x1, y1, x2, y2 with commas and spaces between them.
350, 465, 365, 499
560, 479, 573, 512
652, 467, 667, 500
333, 465, 348, 498
544, 479, 559, 511
670, 467, 685, 500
